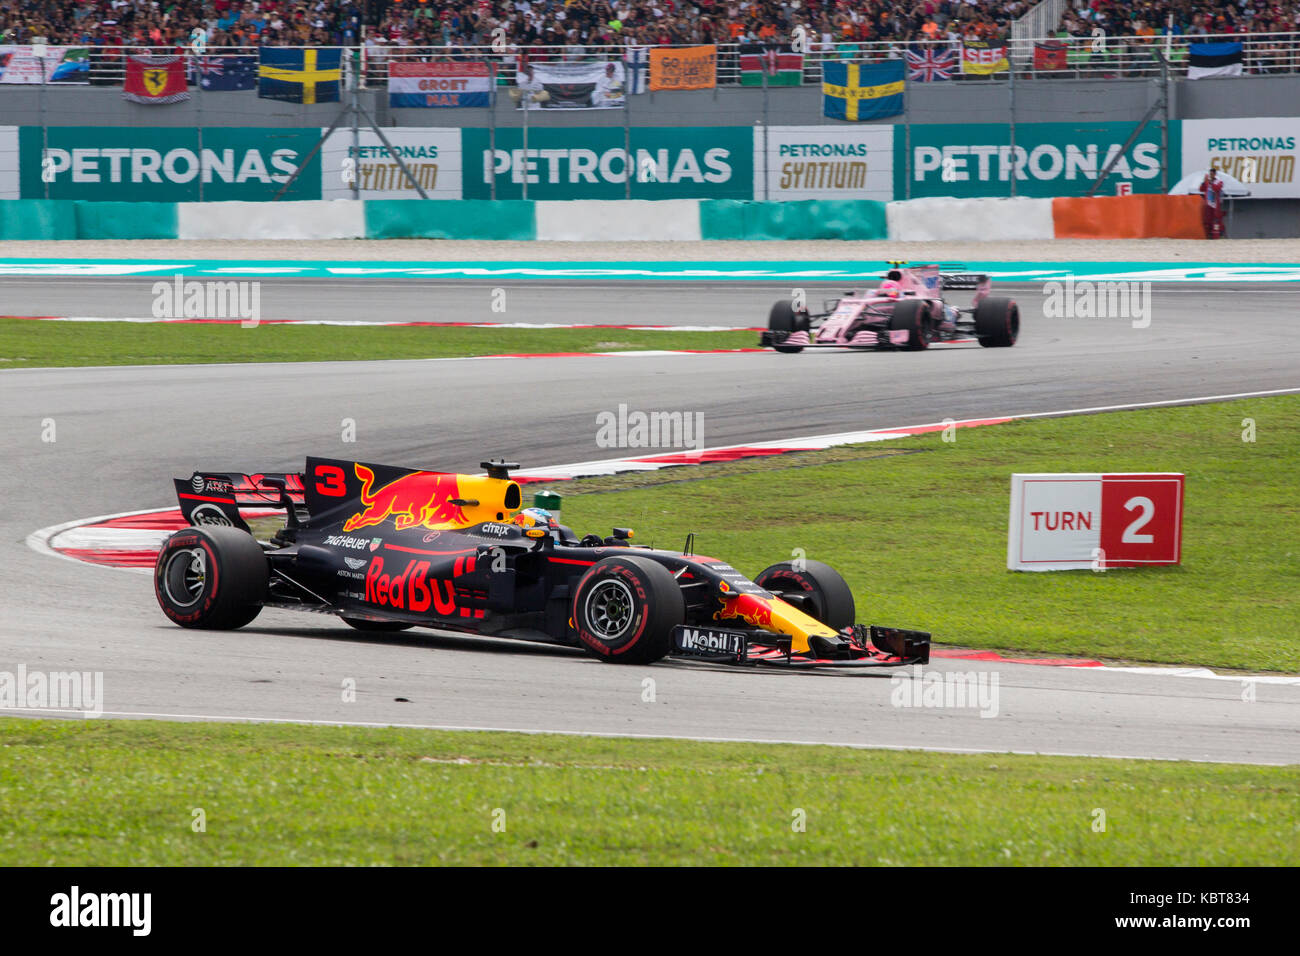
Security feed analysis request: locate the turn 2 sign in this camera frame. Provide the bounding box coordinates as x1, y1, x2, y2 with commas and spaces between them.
1008, 473, 1185, 571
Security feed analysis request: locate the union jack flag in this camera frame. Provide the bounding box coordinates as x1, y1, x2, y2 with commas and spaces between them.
905, 46, 955, 82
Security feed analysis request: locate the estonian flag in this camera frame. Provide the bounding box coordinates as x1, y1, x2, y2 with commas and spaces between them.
1187, 42, 1243, 79
823, 60, 904, 121
258, 47, 342, 104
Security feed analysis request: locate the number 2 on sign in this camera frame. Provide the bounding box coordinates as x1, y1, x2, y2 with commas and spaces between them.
1121, 496, 1154, 544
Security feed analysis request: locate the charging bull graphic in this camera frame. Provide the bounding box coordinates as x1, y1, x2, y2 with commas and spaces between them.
342, 465, 467, 532
716, 592, 775, 628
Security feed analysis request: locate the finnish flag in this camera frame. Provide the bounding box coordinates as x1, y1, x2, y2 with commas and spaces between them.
624, 46, 648, 94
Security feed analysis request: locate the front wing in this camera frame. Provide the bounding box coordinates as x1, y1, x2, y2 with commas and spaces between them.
671, 624, 931, 669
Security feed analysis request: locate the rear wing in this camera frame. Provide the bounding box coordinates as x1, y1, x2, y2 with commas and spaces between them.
939, 272, 991, 292
174, 471, 305, 532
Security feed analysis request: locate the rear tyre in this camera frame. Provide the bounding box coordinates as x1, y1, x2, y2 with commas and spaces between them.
888, 300, 929, 350
768, 299, 809, 353
571, 555, 685, 664
974, 296, 1019, 347
155, 525, 268, 629
341, 617, 415, 632
754, 559, 856, 631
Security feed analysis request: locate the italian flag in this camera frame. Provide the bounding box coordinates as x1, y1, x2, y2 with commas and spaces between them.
740, 45, 803, 86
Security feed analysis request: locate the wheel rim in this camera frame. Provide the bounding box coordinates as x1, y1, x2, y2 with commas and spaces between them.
583, 578, 636, 641
163, 547, 207, 608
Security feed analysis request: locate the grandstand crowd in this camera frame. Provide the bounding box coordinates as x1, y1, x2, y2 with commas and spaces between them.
2, 0, 1297, 51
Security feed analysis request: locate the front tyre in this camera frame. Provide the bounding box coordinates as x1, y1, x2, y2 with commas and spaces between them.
888, 300, 930, 350
155, 525, 268, 629
571, 556, 685, 664
768, 299, 809, 353
974, 296, 1019, 348
754, 559, 855, 630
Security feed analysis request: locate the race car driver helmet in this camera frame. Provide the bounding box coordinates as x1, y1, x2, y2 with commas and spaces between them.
513, 507, 556, 530
878, 278, 902, 297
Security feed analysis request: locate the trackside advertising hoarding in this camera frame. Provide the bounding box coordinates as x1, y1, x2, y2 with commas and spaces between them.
14, 122, 1204, 201
898, 122, 1178, 199
320, 128, 462, 200
20, 127, 323, 200
758, 126, 893, 200
1182, 117, 1300, 199
461, 126, 752, 200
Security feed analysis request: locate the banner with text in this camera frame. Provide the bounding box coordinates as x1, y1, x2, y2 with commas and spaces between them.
515, 59, 626, 110
0, 45, 89, 83
648, 46, 717, 91
19, 126, 322, 200
322, 128, 462, 199
389, 62, 491, 108
898, 122, 1176, 199
1182, 117, 1299, 199
759, 126, 894, 200
463, 126, 750, 200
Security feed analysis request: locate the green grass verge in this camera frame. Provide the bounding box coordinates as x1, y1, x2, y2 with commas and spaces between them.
2, 718, 1294, 865
0, 318, 758, 368
553, 396, 1300, 672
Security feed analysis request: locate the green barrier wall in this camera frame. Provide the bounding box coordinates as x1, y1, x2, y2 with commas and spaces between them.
0, 199, 79, 239
75, 201, 178, 239
364, 200, 536, 240
699, 199, 888, 240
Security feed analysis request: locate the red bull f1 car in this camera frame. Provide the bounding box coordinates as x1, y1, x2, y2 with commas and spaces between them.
154, 458, 930, 668
761, 262, 1019, 352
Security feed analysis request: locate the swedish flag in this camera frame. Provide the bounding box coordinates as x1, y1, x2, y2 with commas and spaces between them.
258, 48, 342, 104
822, 60, 904, 121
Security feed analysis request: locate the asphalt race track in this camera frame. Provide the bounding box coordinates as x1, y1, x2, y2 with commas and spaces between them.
3, 278, 1299, 765
2, 275, 1298, 326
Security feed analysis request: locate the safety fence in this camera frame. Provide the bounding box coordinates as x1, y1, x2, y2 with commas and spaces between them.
0, 195, 1208, 242
9, 34, 1300, 88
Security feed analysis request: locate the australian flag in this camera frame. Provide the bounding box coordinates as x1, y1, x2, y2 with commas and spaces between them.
193, 55, 256, 91
905, 45, 955, 82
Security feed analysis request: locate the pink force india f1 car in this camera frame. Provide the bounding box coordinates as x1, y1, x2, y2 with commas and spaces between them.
761, 262, 1020, 352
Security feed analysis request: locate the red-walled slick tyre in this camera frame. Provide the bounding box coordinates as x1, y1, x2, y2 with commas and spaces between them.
754, 559, 856, 631
571, 555, 685, 664
155, 525, 268, 630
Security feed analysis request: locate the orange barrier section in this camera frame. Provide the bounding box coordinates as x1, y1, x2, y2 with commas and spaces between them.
1052, 195, 1204, 239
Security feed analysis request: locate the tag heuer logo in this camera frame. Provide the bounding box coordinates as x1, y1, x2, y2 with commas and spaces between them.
369, 538, 382, 552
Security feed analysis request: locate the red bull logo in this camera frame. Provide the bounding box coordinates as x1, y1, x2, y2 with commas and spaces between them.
716, 592, 775, 629
343, 465, 466, 532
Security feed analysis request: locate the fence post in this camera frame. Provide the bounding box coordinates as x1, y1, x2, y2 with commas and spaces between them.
350, 49, 360, 200
1159, 51, 1169, 194
903, 62, 911, 200
194, 52, 205, 203
39, 52, 48, 200
1008, 52, 1016, 198
624, 60, 631, 200
761, 64, 769, 200
489, 60, 497, 202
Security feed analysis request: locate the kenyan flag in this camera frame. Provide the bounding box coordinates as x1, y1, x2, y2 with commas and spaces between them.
739, 43, 803, 86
